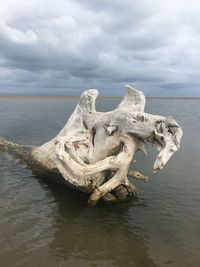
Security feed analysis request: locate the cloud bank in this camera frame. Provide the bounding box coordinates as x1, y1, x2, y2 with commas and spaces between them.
0, 0, 200, 96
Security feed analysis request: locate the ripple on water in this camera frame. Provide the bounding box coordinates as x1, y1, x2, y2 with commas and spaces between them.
0, 98, 200, 267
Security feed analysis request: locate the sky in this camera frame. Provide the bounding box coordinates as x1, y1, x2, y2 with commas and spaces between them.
0, 0, 200, 96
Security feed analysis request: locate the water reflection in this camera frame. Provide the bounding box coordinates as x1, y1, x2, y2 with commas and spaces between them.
37, 174, 160, 267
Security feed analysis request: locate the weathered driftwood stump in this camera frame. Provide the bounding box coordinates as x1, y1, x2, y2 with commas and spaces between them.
0, 85, 183, 205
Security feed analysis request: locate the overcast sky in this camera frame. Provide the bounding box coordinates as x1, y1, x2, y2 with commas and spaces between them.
0, 0, 200, 96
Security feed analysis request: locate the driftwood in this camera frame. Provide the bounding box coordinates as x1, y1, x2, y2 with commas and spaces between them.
0, 85, 183, 205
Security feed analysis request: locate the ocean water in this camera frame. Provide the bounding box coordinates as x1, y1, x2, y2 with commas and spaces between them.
0, 97, 199, 267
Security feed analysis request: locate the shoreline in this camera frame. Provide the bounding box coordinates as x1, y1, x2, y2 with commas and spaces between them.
0, 95, 199, 99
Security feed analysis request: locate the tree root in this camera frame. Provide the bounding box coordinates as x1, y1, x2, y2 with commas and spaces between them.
0, 85, 183, 205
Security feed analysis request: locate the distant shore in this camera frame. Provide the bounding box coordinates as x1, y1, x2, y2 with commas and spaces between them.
0, 95, 199, 99
0, 95, 80, 99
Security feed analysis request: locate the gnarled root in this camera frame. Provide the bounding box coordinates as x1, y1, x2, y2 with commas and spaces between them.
54, 133, 140, 205
0, 86, 182, 206
87, 175, 139, 205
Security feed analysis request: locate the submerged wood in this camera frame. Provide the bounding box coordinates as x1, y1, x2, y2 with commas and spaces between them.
0, 85, 183, 205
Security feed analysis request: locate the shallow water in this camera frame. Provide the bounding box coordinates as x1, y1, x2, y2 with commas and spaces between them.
0, 97, 200, 267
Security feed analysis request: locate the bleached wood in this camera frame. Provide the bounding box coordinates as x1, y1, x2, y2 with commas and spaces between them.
0, 85, 183, 204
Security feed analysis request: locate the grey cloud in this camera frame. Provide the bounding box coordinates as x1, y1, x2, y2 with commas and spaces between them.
0, 0, 200, 96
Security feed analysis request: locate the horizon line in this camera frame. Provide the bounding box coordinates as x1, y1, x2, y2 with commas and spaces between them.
0, 94, 200, 99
